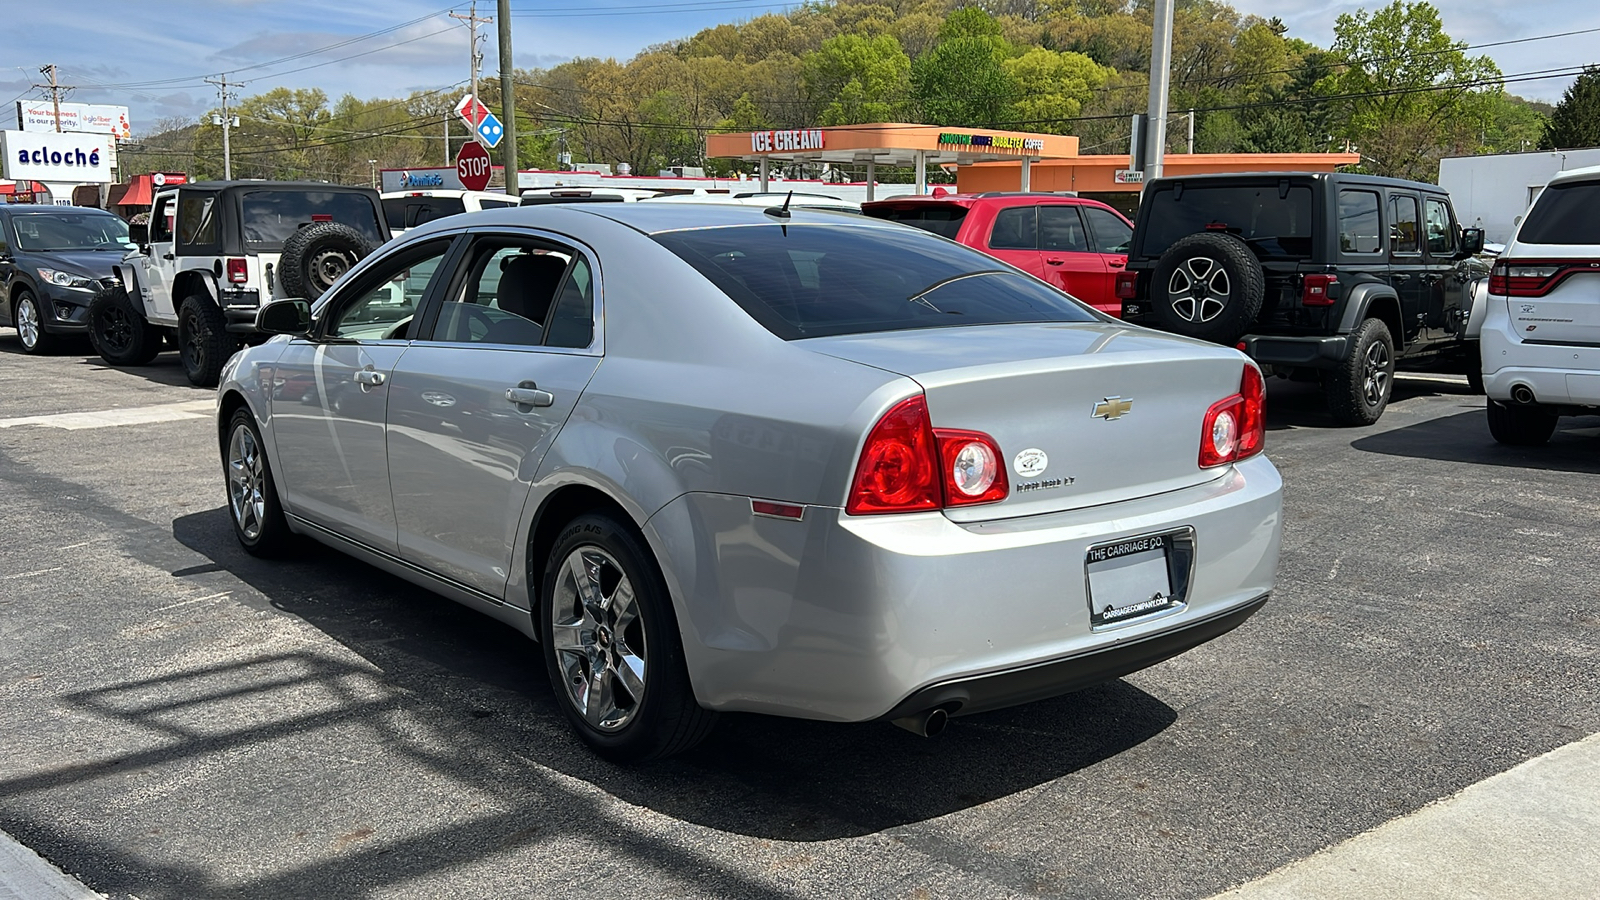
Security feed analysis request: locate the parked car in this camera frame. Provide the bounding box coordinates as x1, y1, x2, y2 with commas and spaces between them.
520, 187, 662, 206
1118, 173, 1486, 425
1478, 164, 1600, 444
88, 181, 390, 386
220, 203, 1282, 761
643, 191, 860, 213
382, 189, 521, 236
862, 192, 1133, 315
0, 205, 132, 354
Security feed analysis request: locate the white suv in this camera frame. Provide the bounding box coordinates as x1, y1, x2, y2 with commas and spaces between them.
1480, 165, 1600, 445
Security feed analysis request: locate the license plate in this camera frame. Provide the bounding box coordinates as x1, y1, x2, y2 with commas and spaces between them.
1086, 533, 1182, 628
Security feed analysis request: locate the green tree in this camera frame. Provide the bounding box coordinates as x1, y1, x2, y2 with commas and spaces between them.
1322, 1, 1500, 180
1540, 65, 1600, 149
800, 33, 912, 125
1003, 47, 1109, 133
912, 8, 1016, 127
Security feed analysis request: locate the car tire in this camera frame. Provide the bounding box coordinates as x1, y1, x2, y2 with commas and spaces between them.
1487, 398, 1558, 446
1324, 317, 1395, 426
279, 222, 371, 301
223, 407, 292, 556
178, 295, 235, 388
1465, 368, 1485, 395
539, 512, 717, 762
13, 290, 59, 355
1150, 232, 1265, 344
88, 287, 163, 366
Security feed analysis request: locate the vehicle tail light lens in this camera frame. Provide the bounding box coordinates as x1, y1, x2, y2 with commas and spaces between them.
846, 397, 1009, 514
1115, 271, 1139, 299
1200, 366, 1267, 468
226, 258, 248, 283
1488, 261, 1583, 297
847, 396, 942, 515
1302, 273, 1337, 306
937, 430, 1008, 506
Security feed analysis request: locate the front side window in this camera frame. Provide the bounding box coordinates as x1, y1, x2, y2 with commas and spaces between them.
654, 223, 1099, 341
1424, 198, 1455, 256
178, 193, 217, 247
324, 239, 452, 340
151, 197, 175, 243
1389, 195, 1420, 255
989, 206, 1037, 250
1082, 206, 1133, 254
1337, 190, 1382, 254
1039, 206, 1089, 252
427, 241, 576, 347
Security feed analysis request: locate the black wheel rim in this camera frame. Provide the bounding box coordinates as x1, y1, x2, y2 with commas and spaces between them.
99, 305, 133, 354
308, 250, 354, 295
181, 310, 203, 372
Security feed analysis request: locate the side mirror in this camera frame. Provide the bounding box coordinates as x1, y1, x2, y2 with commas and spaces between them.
1459, 227, 1485, 257
128, 223, 148, 246
257, 299, 312, 336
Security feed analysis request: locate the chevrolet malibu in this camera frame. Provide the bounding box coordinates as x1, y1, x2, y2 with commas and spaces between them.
217, 203, 1282, 761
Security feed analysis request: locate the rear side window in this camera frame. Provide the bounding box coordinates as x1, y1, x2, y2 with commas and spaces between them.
1337, 190, 1382, 254
863, 204, 968, 239
1139, 184, 1314, 258
1518, 181, 1600, 244
990, 207, 1037, 250
242, 191, 385, 250
654, 224, 1098, 341
1389, 195, 1420, 255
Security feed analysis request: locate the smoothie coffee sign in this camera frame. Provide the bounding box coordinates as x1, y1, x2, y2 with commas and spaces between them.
938, 132, 1045, 153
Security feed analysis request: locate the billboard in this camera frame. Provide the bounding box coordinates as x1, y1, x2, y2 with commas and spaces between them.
1, 131, 115, 184
15, 102, 132, 140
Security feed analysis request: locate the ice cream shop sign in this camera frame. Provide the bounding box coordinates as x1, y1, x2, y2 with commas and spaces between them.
750, 129, 826, 152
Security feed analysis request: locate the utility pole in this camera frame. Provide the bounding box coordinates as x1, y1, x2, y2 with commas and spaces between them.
497, 0, 518, 195
1187, 108, 1195, 155
1145, 0, 1176, 180
205, 75, 243, 180
34, 65, 72, 132
451, 2, 493, 145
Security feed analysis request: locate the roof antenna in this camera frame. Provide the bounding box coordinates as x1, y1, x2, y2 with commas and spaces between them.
764, 190, 793, 219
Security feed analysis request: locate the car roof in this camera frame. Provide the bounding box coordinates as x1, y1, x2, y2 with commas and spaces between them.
167, 180, 377, 194
2, 205, 118, 215
862, 192, 1084, 208
558, 201, 904, 235
1147, 171, 1447, 193
1546, 163, 1600, 185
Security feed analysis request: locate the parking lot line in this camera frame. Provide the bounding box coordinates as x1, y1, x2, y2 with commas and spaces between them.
1211, 731, 1600, 899
0, 400, 214, 431
0, 829, 100, 900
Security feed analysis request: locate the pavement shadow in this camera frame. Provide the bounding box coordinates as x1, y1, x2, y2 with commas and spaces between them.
0, 329, 197, 389
1353, 408, 1600, 473
1263, 373, 1477, 431
167, 506, 1177, 843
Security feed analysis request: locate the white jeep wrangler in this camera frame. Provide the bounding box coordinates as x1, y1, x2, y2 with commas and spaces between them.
89, 181, 388, 386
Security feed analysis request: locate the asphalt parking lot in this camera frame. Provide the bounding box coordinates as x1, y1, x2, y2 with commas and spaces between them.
1, 333, 1597, 900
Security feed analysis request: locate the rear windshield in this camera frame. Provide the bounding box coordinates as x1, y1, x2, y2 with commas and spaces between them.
1518, 181, 1600, 244
654, 224, 1098, 340
241, 191, 385, 249
383, 196, 466, 230
1139, 184, 1315, 259
863, 204, 969, 239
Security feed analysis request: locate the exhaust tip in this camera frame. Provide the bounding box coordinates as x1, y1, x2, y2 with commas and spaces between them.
1511, 384, 1537, 405
892, 706, 951, 738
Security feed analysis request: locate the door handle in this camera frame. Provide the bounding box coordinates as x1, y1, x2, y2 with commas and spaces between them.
1421, 274, 1442, 284
506, 385, 554, 408
1045, 258, 1065, 266
354, 370, 386, 387
1107, 260, 1126, 269
1390, 274, 1411, 282
162, 253, 174, 260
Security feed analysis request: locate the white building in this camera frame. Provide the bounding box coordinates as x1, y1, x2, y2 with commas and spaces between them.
1439, 148, 1600, 244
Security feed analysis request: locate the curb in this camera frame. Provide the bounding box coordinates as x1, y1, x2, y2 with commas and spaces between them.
0, 830, 102, 900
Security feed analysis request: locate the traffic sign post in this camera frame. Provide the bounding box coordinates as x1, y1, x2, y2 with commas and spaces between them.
456, 141, 493, 192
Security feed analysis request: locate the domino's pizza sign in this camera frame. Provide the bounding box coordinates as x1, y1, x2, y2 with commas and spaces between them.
1, 130, 113, 184
454, 94, 504, 149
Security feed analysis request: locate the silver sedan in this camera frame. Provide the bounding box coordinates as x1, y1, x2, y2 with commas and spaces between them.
217, 203, 1282, 761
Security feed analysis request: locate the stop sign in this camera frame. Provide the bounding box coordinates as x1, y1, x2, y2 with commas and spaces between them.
456, 140, 492, 192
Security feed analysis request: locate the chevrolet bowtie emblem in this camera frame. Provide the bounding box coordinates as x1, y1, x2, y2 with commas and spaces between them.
1093, 397, 1133, 420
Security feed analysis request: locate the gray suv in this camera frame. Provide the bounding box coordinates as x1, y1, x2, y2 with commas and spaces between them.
1119, 173, 1486, 425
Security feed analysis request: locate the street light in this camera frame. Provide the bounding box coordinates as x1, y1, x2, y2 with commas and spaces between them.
368, 160, 377, 189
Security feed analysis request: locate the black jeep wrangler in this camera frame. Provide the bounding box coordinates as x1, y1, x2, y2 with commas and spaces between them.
1118, 173, 1486, 425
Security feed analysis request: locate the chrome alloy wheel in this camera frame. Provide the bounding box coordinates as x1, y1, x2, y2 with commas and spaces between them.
226, 423, 268, 540
1362, 337, 1391, 407
1167, 257, 1231, 323
550, 547, 647, 731
16, 296, 40, 350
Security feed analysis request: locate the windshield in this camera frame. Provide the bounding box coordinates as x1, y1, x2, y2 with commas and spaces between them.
863, 204, 969, 238
1139, 184, 1315, 259
10, 213, 132, 252
1518, 181, 1600, 244
241, 191, 385, 249
654, 224, 1098, 340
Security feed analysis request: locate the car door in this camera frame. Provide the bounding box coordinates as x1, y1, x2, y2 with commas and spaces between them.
385, 231, 602, 597
1387, 191, 1430, 348
267, 236, 458, 552
139, 193, 179, 322
982, 205, 1045, 278
1081, 204, 1134, 316
0, 212, 14, 326
1422, 195, 1468, 342
1038, 204, 1110, 309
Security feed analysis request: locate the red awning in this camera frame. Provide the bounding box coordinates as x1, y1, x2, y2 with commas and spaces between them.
119, 178, 154, 207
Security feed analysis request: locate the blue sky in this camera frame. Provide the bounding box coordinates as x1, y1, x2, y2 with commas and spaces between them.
3, 0, 1596, 135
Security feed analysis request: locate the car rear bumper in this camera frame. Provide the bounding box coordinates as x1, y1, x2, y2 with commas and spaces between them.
1482, 321, 1600, 407
647, 454, 1282, 722
1239, 333, 1348, 369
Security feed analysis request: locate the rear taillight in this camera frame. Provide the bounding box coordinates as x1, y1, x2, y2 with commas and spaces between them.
1301, 273, 1337, 306
1200, 366, 1267, 468
1115, 271, 1139, 299
846, 396, 1008, 515
226, 258, 247, 283
1488, 260, 1592, 297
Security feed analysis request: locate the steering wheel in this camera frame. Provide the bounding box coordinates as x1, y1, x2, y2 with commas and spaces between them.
451, 304, 500, 342
381, 315, 413, 341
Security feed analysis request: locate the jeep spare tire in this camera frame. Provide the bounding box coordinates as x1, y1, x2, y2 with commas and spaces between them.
278, 222, 371, 300
1151, 232, 1266, 345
